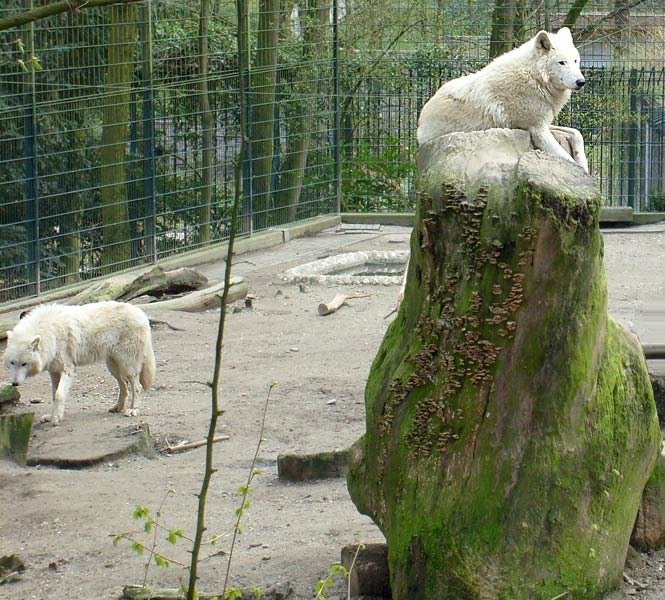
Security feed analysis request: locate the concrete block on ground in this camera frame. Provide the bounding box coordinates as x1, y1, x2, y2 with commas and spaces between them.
277, 449, 348, 482
340, 542, 391, 598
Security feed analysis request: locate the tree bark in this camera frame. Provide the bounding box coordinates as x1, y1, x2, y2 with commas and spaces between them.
250, 0, 280, 231
347, 130, 661, 600
61, 124, 85, 284
489, 0, 515, 58
197, 0, 213, 246
100, 3, 137, 274
563, 0, 590, 29
274, 0, 330, 223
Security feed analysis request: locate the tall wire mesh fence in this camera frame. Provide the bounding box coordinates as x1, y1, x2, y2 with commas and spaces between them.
1, 0, 664, 303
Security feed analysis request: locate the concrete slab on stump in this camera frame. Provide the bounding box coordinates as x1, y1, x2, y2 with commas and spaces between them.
27, 417, 153, 468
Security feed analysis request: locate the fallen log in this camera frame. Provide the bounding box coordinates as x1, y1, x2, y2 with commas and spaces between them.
122, 582, 293, 600
142, 277, 248, 313
165, 435, 230, 454
69, 266, 208, 305
318, 292, 369, 316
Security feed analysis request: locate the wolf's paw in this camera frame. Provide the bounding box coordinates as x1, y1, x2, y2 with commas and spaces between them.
124, 408, 139, 417
41, 414, 60, 425
109, 404, 124, 413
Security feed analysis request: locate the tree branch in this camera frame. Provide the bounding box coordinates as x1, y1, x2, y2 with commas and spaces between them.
576, 0, 648, 42
0, 0, 144, 32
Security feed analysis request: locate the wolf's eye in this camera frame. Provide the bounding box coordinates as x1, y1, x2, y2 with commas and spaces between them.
9, 361, 14, 366
558, 60, 566, 65
21, 363, 27, 367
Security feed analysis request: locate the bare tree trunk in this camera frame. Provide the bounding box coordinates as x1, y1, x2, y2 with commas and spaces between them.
100, 3, 137, 274
613, 0, 630, 60
61, 124, 84, 285
563, 0, 590, 28
436, 0, 446, 47
489, 0, 515, 59
250, 0, 280, 231
197, 0, 213, 246
274, 0, 330, 223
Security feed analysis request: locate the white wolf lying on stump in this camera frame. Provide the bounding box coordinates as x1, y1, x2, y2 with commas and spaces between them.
417, 27, 589, 172
398, 27, 590, 303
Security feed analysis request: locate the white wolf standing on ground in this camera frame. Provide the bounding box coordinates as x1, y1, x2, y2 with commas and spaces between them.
417, 27, 589, 172
3, 301, 156, 425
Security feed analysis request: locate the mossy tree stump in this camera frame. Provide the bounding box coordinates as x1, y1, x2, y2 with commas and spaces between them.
347, 130, 661, 600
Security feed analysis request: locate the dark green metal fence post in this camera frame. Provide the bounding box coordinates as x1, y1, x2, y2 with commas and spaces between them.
24, 0, 40, 296
332, 0, 341, 214
241, 20, 253, 236
141, 0, 157, 263
627, 68, 639, 211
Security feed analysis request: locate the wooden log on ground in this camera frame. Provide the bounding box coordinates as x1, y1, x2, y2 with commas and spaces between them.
142, 277, 247, 313
0, 554, 26, 585
341, 542, 391, 598
69, 266, 208, 305
123, 582, 292, 600
318, 293, 349, 315
318, 292, 370, 316
164, 435, 230, 454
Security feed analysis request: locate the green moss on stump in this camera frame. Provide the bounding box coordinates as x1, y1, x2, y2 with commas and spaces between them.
347, 132, 660, 600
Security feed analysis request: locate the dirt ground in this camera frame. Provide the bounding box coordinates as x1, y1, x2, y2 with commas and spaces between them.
1, 222, 665, 600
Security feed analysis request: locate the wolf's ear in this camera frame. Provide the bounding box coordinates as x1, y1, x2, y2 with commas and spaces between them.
31, 336, 41, 351
535, 30, 552, 51
557, 27, 573, 42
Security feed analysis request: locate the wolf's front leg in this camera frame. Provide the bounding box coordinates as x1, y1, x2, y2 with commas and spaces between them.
550, 125, 589, 173
530, 126, 580, 168
42, 370, 72, 425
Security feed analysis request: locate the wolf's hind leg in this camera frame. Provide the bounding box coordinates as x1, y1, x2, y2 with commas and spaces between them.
124, 374, 142, 417
107, 357, 129, 413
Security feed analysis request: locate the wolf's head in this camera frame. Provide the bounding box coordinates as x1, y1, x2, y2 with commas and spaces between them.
3, 331, 43, 386
535, 27, 585, 92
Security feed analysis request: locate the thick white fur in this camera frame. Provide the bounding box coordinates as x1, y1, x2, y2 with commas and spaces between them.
397, 29, 589, 305
417, 27, 589, 172
3, 301, 156, 425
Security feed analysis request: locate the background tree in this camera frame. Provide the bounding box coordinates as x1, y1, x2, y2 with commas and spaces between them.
274, 0, 330, 223
100, 2, 137, 274
250, 0, 280, 231
197, 0, 213, 245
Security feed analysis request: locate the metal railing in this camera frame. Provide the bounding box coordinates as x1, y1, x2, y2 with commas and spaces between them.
1, 0, 664, 303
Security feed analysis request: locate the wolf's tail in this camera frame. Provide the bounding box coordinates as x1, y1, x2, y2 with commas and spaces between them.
140, 336, 156, 392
